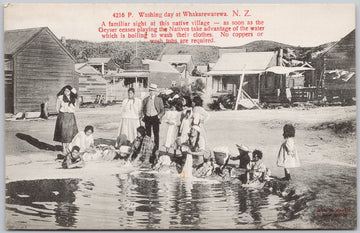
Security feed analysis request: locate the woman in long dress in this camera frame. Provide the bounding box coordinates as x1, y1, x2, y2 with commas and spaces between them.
163, 105, 181, 153
192, 96, 210, 142
53, 85, 79, 154
117, 88, 142, 146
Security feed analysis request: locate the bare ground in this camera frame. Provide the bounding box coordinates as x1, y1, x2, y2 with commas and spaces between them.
5, 105, 357, 229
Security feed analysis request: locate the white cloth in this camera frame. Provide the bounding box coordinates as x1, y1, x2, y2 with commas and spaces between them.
179, 118, 191, 144
277, 137, 300, 168
68, 131, 94, 152
164, 110, 180, 148
56, 95, 76, 113
192, 106, 210, 142
118, 98, 142, 142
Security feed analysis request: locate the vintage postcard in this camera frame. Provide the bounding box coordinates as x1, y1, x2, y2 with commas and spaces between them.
3, 3, 357, 230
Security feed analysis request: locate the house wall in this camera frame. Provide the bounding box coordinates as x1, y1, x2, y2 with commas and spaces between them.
78, 74, 107, 103
14, 29, 76, 113
286, 76, 305, 88
4, 59, 14, 113
149, 72, 182, 88
324, 31, 355, 72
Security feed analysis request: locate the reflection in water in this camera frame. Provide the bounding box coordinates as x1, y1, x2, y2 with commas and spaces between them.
6, 172, 304, 230
6, 179, 79, 229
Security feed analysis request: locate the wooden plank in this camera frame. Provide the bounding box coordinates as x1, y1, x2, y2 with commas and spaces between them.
16, 57, 74, 64
234, 66, 246, 110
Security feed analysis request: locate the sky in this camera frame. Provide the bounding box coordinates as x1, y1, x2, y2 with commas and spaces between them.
4, 3, 356, 47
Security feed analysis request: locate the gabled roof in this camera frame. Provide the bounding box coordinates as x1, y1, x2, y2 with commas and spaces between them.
161, 54, 193, 64
87, 57, 112, 65
322, 29, 355, 56
208, 52, 276, 75
143, 59, 180, 74
75, 63, 102, 75
219, 48, 246, 57
4, 27, 75, 60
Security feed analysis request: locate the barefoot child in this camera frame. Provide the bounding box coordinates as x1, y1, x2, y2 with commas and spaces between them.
277, 124, 300, 180
246, 150, 269, 184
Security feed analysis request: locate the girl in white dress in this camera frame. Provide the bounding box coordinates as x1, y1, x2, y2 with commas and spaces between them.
277, 124, 300, 180
117, 88, 142, 146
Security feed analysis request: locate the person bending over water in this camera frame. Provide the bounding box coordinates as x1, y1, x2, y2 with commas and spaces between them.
130, 126, 155, 166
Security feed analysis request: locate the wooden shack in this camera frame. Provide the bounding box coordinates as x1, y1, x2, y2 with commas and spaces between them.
75, 63, 107, 103
4, 27, 77, 113
317, 29, 356, 102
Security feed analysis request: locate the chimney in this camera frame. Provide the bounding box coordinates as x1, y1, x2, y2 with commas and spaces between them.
61, 36, 66, 46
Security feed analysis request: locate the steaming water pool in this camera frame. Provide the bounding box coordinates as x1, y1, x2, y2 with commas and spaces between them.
6, 170, 303, 230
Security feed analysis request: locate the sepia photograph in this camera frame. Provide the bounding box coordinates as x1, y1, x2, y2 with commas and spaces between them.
3, 3, 357, 230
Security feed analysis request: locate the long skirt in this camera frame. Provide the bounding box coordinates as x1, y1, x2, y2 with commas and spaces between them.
53, 112, 78, 143
118, 118, 140, 143
165, 124, 178, 148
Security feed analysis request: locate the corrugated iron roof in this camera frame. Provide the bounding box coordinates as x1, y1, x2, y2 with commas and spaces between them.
143, 59, 180, 74
161, 54, 193, 64
208, 52, 276, 75
88, 57, 112, 64
75, 63, 102, 75
4, 27, 44, 55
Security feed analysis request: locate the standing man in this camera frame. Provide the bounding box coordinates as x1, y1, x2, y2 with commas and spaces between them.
141, 83, 165, 151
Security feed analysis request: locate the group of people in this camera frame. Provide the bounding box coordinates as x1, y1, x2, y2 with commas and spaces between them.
53, 84, 300, 183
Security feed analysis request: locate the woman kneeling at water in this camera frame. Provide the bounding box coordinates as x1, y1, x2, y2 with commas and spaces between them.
176, 125, 213, 176
129, 126, 155, 166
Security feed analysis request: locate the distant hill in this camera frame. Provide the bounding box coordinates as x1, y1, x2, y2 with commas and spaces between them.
64, 39, 336, 67
223, 40, 296, 52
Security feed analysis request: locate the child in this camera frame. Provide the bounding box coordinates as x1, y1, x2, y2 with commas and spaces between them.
131, 126, 154, 166
277, 124, 300, 180
62, 146, 84, 169
246, 150, 269, 184
163, 105, 180, 153
68, 125, 95, 153
179, 109, 192, 144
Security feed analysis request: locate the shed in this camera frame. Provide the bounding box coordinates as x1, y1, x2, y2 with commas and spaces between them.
143, 59, 182, 87
75, 63, 107, 103
4, 27, 77, 113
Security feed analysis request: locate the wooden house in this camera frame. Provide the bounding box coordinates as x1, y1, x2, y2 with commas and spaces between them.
105, 58, 181, 101
4, 27, 77, 113
207, 52, 278, 101
315, 29, 356, 102
87, 57, 121, 75
207, 51, 316, 104
75, 63, 107, 103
